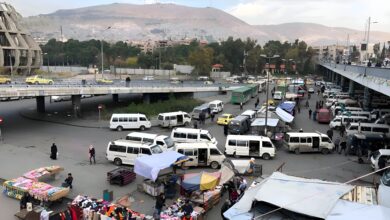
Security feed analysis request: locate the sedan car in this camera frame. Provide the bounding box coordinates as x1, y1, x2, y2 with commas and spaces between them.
96, 78, 113, 84
0, 75, 11, 84
25, 75, 54, 85
217, 114, 234, 125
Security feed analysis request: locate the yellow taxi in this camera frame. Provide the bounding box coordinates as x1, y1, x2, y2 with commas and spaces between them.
0, 75, 11, 84
25, 75, 54, 85
262, 99, 275, 107
96, 78, 113, 84
217, 113, 234, 125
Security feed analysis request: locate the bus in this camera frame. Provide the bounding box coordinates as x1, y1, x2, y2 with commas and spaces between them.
231, 86, 252, 104
247, 84, 259, 98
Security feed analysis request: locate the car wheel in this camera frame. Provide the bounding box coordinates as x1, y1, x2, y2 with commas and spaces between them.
294, 148, 300, 154
321, 148, 330, 154
116, 126, 123, 131
48, 81, 53, 85
114, 158, 122, 166
140, 126, 145, 131
34, 81, 39, 85
210, 161, 219, 169
262, 153, 271, 160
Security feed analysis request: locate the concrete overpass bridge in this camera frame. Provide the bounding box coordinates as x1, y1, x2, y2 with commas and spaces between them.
0, 82, 238, 115
318, 62, 390, 110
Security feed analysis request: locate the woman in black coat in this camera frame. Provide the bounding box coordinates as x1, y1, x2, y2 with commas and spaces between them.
50, 143, 57, 160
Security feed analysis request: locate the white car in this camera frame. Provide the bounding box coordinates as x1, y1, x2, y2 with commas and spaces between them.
370, 149, 390, 170
273, 91, 283, 100
308, 88, 315, 93
51, 95, 71, 102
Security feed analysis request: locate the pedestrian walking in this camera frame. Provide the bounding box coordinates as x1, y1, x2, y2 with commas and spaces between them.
256, 97, 259, 104
154, 193, 165, 220
305, 100, 309, 108
221, 200, 231, 220
89, 145, 96, 165
309, 109, 312, 119
340, 125, 345, 137
334, 137, 340, 152
255, 101, 258, 109
308, 93, 311, 99
193, 120, 198, 129
298, 105, 301, 113
240, 102, 243, 110
327, 129, 333, 140
210, 112, 215, 122
224, 124, 228, 136
339, 141, 347, 155
50, 143, 57, 160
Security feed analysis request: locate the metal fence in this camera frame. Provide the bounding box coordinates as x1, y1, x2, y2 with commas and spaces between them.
320, 62, 390, 80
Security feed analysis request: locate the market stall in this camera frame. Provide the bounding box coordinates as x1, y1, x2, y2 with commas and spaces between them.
2, 166, 69, 202
134, 151, 188, 197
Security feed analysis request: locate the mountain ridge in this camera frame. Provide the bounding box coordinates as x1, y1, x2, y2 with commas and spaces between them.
21, 3, 390, 45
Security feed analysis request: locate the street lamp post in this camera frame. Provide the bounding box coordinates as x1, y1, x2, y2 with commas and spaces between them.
260, 54, 280, 135
366, 17, 378, 61
100, 26, 111, 77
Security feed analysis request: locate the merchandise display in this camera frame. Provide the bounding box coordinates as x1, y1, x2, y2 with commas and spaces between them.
23, 166, 64, 181
160, 197, 204, 220
70, 195, 148, 220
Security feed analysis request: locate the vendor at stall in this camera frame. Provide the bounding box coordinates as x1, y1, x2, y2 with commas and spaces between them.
181, 200, 193, 220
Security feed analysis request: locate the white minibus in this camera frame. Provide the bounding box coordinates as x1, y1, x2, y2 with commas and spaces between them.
171, 128, 218, 145
110, 113, 151, 131
329, 115, 369, 129
209, 100, 224, 113
345, 123, 390, 137
174, 143, 225, 169
225, 135, 276, 160
283, 132, 334, 154
106, 140, 164, 166
158, 111, 191, 128
126, 132, 175, 150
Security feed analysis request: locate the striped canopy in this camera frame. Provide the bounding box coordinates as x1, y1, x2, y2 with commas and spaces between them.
181, 171, 221, 192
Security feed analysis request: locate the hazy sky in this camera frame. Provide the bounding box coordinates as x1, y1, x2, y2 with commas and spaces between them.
6, 0, 390, 32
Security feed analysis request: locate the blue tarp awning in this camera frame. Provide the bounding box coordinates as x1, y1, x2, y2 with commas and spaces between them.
278, 101, 296, 114
134, 151, 187, 181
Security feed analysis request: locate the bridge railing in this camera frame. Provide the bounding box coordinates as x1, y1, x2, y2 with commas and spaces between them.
320, 62, 390, 80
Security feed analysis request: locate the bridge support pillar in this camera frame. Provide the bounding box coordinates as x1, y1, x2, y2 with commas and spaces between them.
36, 96, 45, 113
72, 95, 82, 118
112, 94, 119, 103
363, 87, 371, 111
348, 80, 355, 96
143, 94, 150, 104
340, 76, 345, 90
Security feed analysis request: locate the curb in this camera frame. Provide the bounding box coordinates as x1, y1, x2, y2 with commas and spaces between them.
19, 111, 105, 129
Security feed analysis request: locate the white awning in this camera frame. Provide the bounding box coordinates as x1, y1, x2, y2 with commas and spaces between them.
327, 200, 390, 220
251, 118, 279, 127
276, 107, 294, 123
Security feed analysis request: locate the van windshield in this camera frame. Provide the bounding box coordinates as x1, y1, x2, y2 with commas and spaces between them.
150, 145, 163, 154
164, 137, 175, 148
200, 132, 213, 141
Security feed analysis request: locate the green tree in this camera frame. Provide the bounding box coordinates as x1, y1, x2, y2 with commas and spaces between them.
188, 47, 214, 76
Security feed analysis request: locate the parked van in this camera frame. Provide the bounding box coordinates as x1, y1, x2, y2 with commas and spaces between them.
125, 132, 175, 150
371, 109, 390, 120
106, 140, 164, 166
158, 111, 191, 128
225, 135, 276, 160
273, 91, 283, 100
283, 132, 334, 154
370, 149, 390, 170
332, 106, 363, 116
171, 128, 217, 145
241, 110, 257, 120
345, 123, 390, 137
341, 111, 373, 120
209, 100, 224, 113
317, 108, 332, 123
228, 115, 251, 135
329, 116, 369, 129
191, 104, 210, 120
174, 143, 225, 169
110, 113, 151, 131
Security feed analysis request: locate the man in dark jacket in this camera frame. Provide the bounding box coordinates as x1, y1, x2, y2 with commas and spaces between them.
154, 193, 165, 219
50, 143, 57, 160
327, 129, 333, 141
221, 200, 231, 220
89, 145, 96, 165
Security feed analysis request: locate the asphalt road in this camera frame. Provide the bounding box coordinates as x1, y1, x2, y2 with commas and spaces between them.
0, 84, 375, 219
